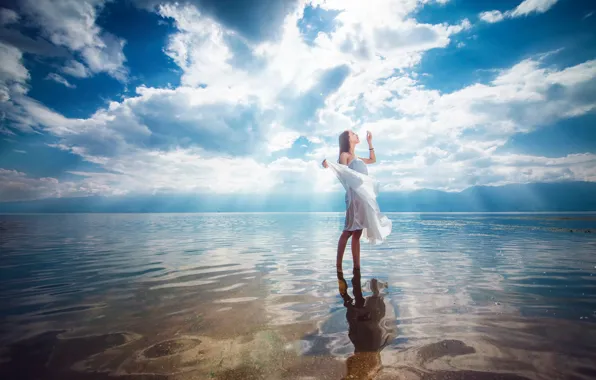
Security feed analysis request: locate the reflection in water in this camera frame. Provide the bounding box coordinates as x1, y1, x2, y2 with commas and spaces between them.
0, 213, 595, 379
338, 270, 396, 380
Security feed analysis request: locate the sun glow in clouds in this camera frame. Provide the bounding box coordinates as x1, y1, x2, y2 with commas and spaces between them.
0, 0, 594, 201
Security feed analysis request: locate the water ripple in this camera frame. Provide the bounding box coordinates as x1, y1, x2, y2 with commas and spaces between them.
0, 212, 595, 379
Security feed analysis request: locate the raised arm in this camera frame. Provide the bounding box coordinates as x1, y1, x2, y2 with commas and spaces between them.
360, 130, 376, 164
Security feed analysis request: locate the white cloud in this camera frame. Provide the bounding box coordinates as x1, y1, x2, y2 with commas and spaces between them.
359, 57, 595, 147
15, 50, 595, 194
61, 60, 91, 78
510, 0, 559, 17
0, 8, 19, 26
65, 152, 338, 196
45, 73, 76, 88
313, 55, 596, 190
158, 4, 238, 89
479, 0, 559, 23
20, 0, 127, 81
375, 151, 596, 192
0, 41, 35, 134
0, 148, 336, 199
15, 84, 274, 158
267, 125, 301, 153
157, 1, 470, 107
0, 28, 71, 58
0, 42, 29, 86
479, 10, 505, 23
0, 168, 77, 201
1, 0, 595, 200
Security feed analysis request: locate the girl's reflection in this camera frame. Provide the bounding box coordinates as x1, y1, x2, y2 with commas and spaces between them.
337, 270, 396, 380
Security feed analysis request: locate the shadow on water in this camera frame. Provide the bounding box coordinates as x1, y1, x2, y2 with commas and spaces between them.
0, 330, 165, 380
337, 270, 395, 379
0, 267, 592, 379
1, 213, 596, 379
331, 270, 534, 380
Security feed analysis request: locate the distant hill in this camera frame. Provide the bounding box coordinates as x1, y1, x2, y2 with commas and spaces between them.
376, 182, 596, 212
1, 182, 595, 213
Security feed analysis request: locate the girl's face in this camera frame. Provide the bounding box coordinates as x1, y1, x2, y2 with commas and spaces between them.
349, 130, 360, 144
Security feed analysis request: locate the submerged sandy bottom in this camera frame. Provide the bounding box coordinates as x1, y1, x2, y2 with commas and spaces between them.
1, 213, 595, 379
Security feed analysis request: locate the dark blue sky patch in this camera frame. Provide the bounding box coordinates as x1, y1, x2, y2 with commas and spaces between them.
498, 113, 596, 157
0, 133, 107, 179
284, 64, 351, 127
23, 56, 121, 119
414, 0, 520, 25
269, 136, 317, 161
0, 0, 595, 198
191, 0, 299, 42
136, 0, 300, 42
414, 0, 596, 93
97, 0, 182, 90
0, 27, 71, 58
22, 1, 183, 119
297, 4, 341, 46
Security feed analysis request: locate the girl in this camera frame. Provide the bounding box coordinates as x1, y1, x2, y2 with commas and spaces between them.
322, 130, 392, 273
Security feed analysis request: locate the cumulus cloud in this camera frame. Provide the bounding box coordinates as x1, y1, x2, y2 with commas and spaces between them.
61, 60, 91, 78
479, 0, 559, 23
134, 0, 300, 42
0, 42, 29, 86
328, 56, 596, 190
0, 28, 71, 58
375, 152, 596, 191
45, 73, 76, 88
267, 125, 301, 153
0, 169, 74, 201
0, 8, 19, 26
19, 0, 127, 81
64, 150, 338, 196
0, 41, 35, 134
479, 10, 505, 24
510, 0, 559, 17
0, 0, 595, 200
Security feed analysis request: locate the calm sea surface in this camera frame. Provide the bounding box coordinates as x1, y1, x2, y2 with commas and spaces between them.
0, 213, 595, 380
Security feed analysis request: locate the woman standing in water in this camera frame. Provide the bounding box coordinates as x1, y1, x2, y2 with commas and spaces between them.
322, 130, 392, 273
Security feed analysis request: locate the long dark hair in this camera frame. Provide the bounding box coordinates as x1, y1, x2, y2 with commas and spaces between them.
338, 130, 350, 162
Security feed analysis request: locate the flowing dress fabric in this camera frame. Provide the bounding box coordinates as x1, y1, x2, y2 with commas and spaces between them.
327, 159, 392, 245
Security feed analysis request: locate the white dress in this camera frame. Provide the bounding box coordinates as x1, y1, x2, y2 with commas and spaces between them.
327, 158, 392, 245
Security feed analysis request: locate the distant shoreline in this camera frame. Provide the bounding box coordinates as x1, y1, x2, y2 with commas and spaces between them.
2, 211, 596, 215
1, 182, 596, 213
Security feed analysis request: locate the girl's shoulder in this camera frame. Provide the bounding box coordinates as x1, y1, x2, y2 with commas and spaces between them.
340, 152, 356, 165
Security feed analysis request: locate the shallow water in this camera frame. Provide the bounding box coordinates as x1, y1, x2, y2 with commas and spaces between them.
0, 213, 595, 380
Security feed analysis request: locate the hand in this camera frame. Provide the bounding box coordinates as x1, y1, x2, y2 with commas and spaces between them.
366, 130, 373, 145
322, 159, 329, 168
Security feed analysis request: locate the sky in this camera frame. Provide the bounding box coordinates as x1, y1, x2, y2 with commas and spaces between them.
0, 0, 595, 202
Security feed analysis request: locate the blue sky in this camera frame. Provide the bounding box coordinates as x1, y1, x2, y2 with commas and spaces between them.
0, 0, 595, 201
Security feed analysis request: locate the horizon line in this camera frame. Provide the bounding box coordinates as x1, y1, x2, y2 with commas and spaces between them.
2, 211, 596, 215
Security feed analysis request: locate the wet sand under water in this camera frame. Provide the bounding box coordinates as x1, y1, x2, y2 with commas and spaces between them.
1, 213, 595, 379
2, 292, 594, 380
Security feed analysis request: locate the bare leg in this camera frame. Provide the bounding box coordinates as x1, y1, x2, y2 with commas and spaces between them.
351, 230, 363, 271
337, 230, 352, 272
